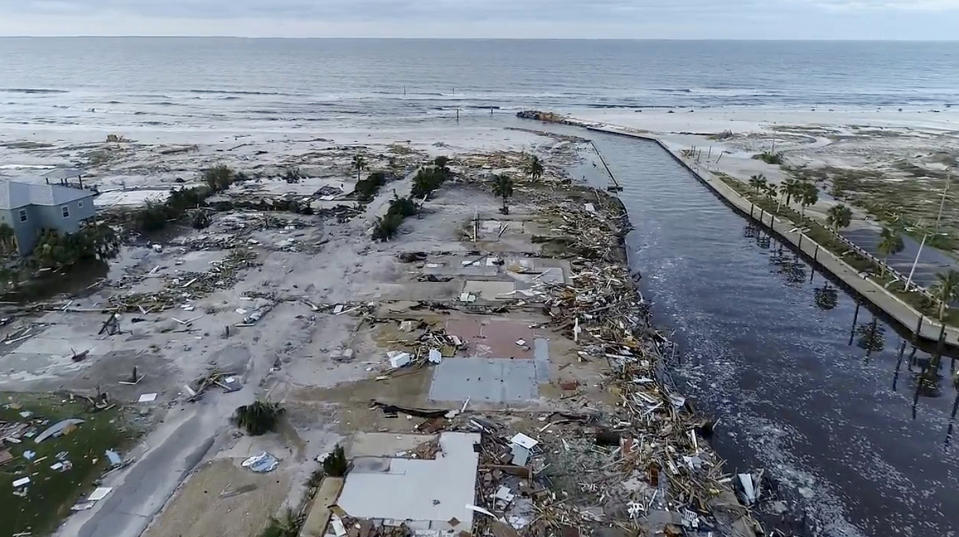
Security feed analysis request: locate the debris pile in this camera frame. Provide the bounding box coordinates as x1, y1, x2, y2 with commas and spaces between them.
107, 249, 259, 313
185, 370, 242, 401
538, 198, 631, 262
381, 326, 464, 372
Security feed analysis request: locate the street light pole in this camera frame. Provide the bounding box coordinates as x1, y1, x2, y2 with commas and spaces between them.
906, 232, 927, 292
936, 173, 951, 233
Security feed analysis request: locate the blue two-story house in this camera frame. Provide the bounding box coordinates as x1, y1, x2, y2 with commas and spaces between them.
0, 180, 98, 255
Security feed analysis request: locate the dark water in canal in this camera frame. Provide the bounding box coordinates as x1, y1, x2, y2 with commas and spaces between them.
575, 130, 959, 537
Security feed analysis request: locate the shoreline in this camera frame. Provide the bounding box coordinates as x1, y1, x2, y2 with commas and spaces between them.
518, 111, 959, 346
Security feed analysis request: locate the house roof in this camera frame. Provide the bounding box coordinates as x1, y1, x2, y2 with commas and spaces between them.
41, 167, 85, 181
0, 180, 95, 210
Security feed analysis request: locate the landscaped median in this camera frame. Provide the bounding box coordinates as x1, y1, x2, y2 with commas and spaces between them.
717, 173, 959, 338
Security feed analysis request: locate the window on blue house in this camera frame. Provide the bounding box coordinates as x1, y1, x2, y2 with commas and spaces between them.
62, 205, 70, 218
18, 209, 27, 222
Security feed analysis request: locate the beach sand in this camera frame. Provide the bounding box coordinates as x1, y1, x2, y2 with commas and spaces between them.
571, 106, 959, 244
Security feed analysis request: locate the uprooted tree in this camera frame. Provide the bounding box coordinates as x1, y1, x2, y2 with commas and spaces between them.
234, 400, 285, 436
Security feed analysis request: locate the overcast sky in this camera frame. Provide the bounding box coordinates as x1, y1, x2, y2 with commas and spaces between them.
0, 0, 957, 39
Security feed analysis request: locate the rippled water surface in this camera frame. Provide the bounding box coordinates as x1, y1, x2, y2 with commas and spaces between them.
574, 131, 959, 537
1, 38, 958, 131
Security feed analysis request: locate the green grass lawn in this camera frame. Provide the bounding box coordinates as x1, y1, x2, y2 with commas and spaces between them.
0, 393, 138, 536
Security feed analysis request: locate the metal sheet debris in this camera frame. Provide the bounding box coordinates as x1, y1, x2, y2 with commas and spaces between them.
88, 487, 113, 501
34, 419, 85, 444
241, 452, 279, 473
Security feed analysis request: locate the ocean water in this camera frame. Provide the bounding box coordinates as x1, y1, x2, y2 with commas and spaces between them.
0, 38, 958, 131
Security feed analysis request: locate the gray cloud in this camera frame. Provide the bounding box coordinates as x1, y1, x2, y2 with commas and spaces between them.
0, 0, 956, 37
7, 0, 954, 19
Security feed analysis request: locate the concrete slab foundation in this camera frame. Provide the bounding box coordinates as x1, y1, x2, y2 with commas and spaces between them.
428, 358, 538, 403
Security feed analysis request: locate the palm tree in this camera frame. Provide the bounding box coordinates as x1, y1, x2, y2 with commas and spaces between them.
932, 270, 959, 322
826, 204, 853, 232
748, 174, 767, 194
492, 174, 514, 214
798, 181, 818, 217
877, 227, 904, 277
762, 183, 777, 200
778, 178, 801, 211
526, 154, 544, 182
352, 154, 366, 182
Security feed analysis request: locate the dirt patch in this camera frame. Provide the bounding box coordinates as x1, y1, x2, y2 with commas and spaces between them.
142, 458, 294, 537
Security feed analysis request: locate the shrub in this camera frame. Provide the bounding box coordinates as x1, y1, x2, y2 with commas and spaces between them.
371, 196, 418, 241
0, 223, 17, 256
283, 167, 302, 184
137, 201, 169, 232
31, 223, 120, 270
372, 213, 404, 241
354, 171, 388, 202
136, 186, 212, 233
258, 509, 301, 537
411, 166, 450, 199
323, 445, 348, 477
234, 400, 285, 436
387, 196, 418, 218
203, 164, 235, 191
192, 210, 211, 229
167, 186, 209, 213
710, 129, 734, 140
754, 151, 785, 165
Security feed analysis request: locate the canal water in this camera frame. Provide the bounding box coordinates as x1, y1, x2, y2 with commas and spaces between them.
560, 127, 959, 536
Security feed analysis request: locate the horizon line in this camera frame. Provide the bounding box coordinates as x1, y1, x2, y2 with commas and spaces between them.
1, 35, 958, 42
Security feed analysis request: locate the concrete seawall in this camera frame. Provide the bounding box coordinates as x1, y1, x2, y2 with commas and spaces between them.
574, 123, 959, 347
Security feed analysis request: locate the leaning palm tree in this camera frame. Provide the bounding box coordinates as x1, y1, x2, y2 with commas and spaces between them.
491, 174, 514, 214
876, 227, 904, 277
932, 270, 959, 322
352, 154, 366, 182
826, 204, 853, 232
526, 154, 544, 182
